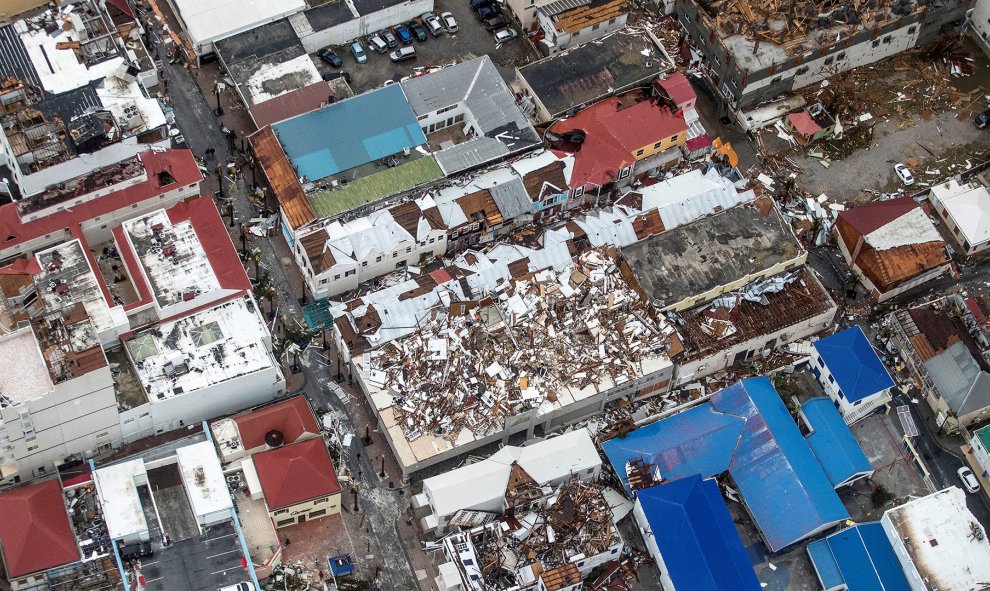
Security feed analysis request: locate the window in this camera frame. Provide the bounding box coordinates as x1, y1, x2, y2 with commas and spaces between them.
828, 374, 835, 384
872, 39, 880, 48
393, 252, 399, 258
361, 261, 368, 267
309, 509, 327, 518
573, 29, 580, 37
609, 17, 616, 24
274, 508, 289, 515
908, 25, 916, 34
97, 431, 109, 438
771, 76, 782, 84
314, 498, 328, 504
27, 445, 38, 452
635, 148, 645, 157
670, 134, 679, 142
618, 167, 631, 180
132, 204, 138, 208
405, 246, 412, 253
824, 56, 834, 66
883, 35, 892, 44
428, 237, 435, 243
277, 518, 295, 527
592, 23, 600, 30
573, 186, 584, 199
320, 278, 329, 285
653, 141, 663, 149
334, 274, 340, 280
344, 270, 356, 277
437, 104, 457, 115
837, 52, 846, 60
396, 261, 406, 269
795, 66, 809, 75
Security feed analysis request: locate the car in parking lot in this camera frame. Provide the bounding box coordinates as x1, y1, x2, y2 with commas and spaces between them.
421, 12, 444, 35
477, 3, 500, 19
119, 541, 153, 562
977, 109, 990, 129
484, 14, 507, 30
217, 583, 255, 591
441, 11, 458, 33
470, 0, 494, 8
367, 32, 388, 53
318, 48, 342, 67
493, 27, 517, 43
323, 71, 352, 83
350, 41, 367, 63
894, 162, 914, 186
394, 24, 414, 44
959, 467, 981, 493
381, 29, 398, 48
389, 46, 416, 62
408, 20, 428, 41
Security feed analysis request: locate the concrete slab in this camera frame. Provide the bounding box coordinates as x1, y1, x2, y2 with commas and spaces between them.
149, 464, 199, 542
850, 412, 929, 500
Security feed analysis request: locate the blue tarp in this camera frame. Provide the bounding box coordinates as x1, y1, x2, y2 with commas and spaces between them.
803, 398, 874, 488
637, 476, 761, 591
604, 377, 849, 552
813, 326, 894, 402
272, 84, 427, 182
807, 523, 911, 591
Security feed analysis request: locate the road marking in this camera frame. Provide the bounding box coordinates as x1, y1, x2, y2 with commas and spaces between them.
206, 549, 240, 559
144, 577, 163, 584
205, 533, 237, 542
210, 567, 239, 576
142, 561, 159, 567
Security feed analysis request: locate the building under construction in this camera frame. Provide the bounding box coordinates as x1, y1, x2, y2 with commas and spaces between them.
672, 0, 970, 108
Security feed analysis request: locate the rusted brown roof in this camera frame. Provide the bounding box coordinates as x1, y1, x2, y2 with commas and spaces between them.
299, 229, 336, 273
523, 161, 568, 201
508, 257, 531, 279
389, 201, 423, 237
632, 209, 665, 240
456, 190, 503, 227
856, 242, 948, 293
250, 126, 317, 230
541, 564, 581, 591
615, 191, 642, 210
422, 206, 445, 231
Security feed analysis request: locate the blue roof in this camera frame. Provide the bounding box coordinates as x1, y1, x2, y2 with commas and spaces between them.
637, 476, 761, 591
807, 523, 911, 591
803, 398, 874, 488
272, 84, 427, 182
604, 377, 849, 552
813, 326, 895, 402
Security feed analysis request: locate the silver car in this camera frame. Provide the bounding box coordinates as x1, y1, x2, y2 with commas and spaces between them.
493, 27, 516, 44
440, 11, 458, 33
421, 12, 444, 36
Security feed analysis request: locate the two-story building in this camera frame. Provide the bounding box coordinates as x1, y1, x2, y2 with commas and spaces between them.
810, 326, 896, 424
535, 0, 629, 55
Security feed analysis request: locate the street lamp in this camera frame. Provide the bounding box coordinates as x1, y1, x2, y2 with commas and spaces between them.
213, 82, 224, 116
335, 355, 343, 383
379, 454, 386, 479
351, 487, 359, 512
363, 426, 371, 446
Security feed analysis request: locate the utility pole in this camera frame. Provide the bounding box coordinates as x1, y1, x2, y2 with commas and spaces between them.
213, 81, 224, 116
379, 454, 385, 479
351, 486, 359, 512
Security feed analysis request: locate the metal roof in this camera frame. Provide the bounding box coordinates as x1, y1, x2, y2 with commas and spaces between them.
813, 326, 895, 403
807, 523, 912, 591
0, 24, 41, 88
489, 177, 532, 221
636, 476, 761, 591
802, 398, 874, 488
924, 341, 990, 416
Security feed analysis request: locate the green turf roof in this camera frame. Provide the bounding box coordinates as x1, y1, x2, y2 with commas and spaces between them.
307, 156, 443, 218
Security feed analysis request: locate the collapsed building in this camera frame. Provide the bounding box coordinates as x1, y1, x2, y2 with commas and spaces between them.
671, 0, 970, 110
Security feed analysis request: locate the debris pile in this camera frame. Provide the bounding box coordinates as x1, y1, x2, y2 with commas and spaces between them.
367, 249, 674, 442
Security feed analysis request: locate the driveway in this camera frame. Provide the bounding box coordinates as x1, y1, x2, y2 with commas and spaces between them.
312, 0, 539, 93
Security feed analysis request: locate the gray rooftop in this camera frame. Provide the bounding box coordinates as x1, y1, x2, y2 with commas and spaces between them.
924, 341, 990, 417
214, 19, 311, 107
517, 29, 671, 118
538, 0, 591, 16
490, 177, 532, 221
622, 203, 803, 309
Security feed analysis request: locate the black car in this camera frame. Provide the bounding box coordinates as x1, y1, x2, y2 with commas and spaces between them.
318, 48, 343, 68
323, 71, 353, 83
119, 541, 153, 562
476, 4, 500, 19
484, 14, 507, 30
469, 0, 494, 8
408, 21, 428, 41
977, 109, 990, 129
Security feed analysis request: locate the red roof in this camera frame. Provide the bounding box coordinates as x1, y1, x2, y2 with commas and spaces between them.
0, 479, 79, 577
249, 83, 334, 129
234, 396, 320, 450
786, 111, 823, 137
253, 438, 341, 510
111, 224, 154, 311
657, 72, 696, 108
0, 149, 202, 251
686, 134, 712, 153
429, 269, 454, 284
164, 197, 251, 293
838, 197, 920, 238
550, 98, 688, 188
0, 257, 41, 275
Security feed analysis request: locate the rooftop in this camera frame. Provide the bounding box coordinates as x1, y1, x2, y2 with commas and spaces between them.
174, 441, 232, 520
306, 156, 443, 219
248, 81, 336, 129
34, 239, 120, 336
228, 395, 320, 452
124, 296, 276, 402
250, 125, 317, 230
930, 179, 990, 247
251, 438, 340, 509
656, 72, 696, 107
923, 341, 990, 417
813, 325, 895, 402
0, 327, 52, 407
636, 476, 761, 591
0, 479, 80, 578
807, 522, 911, 591
517, 28, 673, 118
883, 487, 990, 591
602, 377, 849, 552
623, 201, 804, 309
801, 398, 874, 488
92, 458, 148, 540
170, 0, 305, 46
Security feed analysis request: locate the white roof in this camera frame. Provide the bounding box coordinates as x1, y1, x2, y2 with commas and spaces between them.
35, 240, 122, 336
18, 19, 123, 95
93, 459, 148, 540
0, 327, 52, 405
883, 487, 990, 591
930, 179, 990, 247
639, 169, 754, 230
175, 441, 233, 519
246, 54, 322, 105
422, 429, 600, 518
171, 0, 306, 47
864, 207, 943, 250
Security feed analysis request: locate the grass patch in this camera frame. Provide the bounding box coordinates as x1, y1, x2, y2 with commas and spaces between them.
308, 156, 443, 217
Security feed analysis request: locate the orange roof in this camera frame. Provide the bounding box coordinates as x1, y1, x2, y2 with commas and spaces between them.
251, 126, 317, 230
657, 72, 696, 107
786, 111, 823, 137
249, 82, 334, 129
253, 438, 341, 510
0, 479, 79, 578
234, 396, 320, 450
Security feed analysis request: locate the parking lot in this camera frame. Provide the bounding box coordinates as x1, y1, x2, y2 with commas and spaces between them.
311, 0, 539, 93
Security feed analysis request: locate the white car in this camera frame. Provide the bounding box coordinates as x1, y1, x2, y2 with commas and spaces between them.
894, 163, 914, 186
493, 27, 517, 44
441, 11, 458, 33
958, 467, 981, 494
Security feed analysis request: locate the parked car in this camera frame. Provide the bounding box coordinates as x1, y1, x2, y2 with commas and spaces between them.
493, 27, 517, 43
389, 46, 416, 62
381, 29, 398, 48
959, 467, 981, 494
469, 0, 494, 9
394, 24, 414, 44
350, 41, 367, 63
484, 14, 507, 30
119, 541, 153, 562
977, 109, 990, 129
421, 12, 444, 36
441, 11, 458, 33
323, 71, 352, 83
318, 48, 342, 68
894, 162, 914, 186
408, 20, 428, 41
367, 32, 388, 53
476, 3, 500, 19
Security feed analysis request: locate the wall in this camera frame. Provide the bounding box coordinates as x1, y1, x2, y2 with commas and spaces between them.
514, 69, 554, 124
972, 431, 990, 476
880, 515, 927, 591
270, 491, 342, 527
973, 0, 990, 56
540, 12, 627, 54
633, 499, 676, 591
295, 0, 434, 52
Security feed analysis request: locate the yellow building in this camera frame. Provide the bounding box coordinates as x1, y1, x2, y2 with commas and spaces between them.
251, 438, 342, 528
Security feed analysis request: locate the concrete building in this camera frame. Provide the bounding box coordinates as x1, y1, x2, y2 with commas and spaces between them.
162, 0, 306, 62
972, 0, 990, 55
810, 325, 896, 424
250, 438, 342, 528
534, 0, 629, 55
969, 424, 990, 478
835, 197, 951, 303
673, 0, 970, 110
929, 178, 990, 256
210, 395, 321, 464
288, 0, 434, 51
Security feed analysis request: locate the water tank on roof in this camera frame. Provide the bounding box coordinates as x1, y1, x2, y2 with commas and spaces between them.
265, 430, 285, 448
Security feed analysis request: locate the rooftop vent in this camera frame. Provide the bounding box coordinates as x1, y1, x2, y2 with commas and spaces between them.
265, 430, 285, 448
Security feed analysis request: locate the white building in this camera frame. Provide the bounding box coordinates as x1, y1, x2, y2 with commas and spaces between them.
970, 424, 990, 479
881, 487, 990, 591
164, 0, 306, 61
809, 325, 895, 424
972, 0, 990, 56
929, 178, 990, 256
175, 441, 234, 531
413, 429, 601, 537
535, 0, 629, 55
93, 458, 150, 544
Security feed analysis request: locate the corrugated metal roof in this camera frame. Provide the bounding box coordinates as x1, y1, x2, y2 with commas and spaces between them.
538, 0, 591, 17
250, 126, 317, 229
489, 177, 531, 221
924, 341, 990, 416
802, 398, 874, 488
812, 326, 894, 403
0, 24, 41, 88
807, 523, 912, 591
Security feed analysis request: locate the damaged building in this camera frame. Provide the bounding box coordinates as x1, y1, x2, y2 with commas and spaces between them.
672, 0, 971, 109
